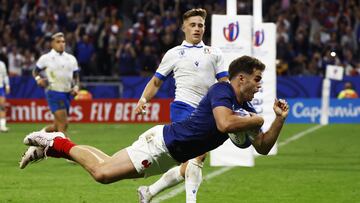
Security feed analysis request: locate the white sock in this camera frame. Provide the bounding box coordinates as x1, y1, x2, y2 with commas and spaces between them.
185, 159, 203, 203
148, 165, 184, 196
0, 118, 6, 128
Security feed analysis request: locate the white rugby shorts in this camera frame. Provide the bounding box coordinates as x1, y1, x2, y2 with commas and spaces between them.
126, 125, 179, 177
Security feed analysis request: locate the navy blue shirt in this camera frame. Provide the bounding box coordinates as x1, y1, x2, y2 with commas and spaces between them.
163, 82, 256, 163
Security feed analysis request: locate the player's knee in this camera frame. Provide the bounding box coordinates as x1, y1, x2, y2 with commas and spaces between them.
185, 159, 203, 181
92, 168, 114, 184
188, 158, 204, 169
196, 153, 207, 163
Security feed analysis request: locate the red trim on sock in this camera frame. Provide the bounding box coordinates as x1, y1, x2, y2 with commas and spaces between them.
52, 137, 76, 156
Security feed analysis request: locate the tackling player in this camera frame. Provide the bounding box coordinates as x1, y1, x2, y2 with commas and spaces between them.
19, 56, 289, 202
134, 8, 228, 203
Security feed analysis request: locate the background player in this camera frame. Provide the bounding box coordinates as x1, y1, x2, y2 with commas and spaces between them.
33, 32, 80, 135
0, 59, 10, 132
20, 56, 289, 201
134, 8, 228, 203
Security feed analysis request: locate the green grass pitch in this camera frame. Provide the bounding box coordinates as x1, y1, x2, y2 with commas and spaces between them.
0, 123, 359, 202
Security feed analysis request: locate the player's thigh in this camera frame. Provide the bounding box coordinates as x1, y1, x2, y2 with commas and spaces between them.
126, 125, 178, 178
103, 149, 143, 180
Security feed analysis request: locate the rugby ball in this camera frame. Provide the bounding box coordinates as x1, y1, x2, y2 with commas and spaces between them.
228, 109, 256, 149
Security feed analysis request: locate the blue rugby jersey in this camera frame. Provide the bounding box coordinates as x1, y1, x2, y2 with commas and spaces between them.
163, 82, 256, 163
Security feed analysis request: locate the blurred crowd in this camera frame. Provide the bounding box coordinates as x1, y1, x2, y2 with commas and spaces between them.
264, 0, 360, 76
0, 0, 359, 78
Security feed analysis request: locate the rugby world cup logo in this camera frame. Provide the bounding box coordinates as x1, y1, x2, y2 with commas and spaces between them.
253, 29, 265, 47
223, 21, 239, 42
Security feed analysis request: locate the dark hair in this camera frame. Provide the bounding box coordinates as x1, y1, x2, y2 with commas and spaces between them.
228, 55, 265, 80
182, 8, 207, 22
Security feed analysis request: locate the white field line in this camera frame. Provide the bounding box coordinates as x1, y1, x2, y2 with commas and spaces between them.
277, 125, 324, 147
152, 124, 324, 203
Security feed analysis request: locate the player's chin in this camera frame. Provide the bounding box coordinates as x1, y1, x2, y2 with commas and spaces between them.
191, 36, 201, 43
248, 94, 255, 101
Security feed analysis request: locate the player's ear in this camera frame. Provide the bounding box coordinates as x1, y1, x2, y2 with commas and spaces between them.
238, 74, 245, 82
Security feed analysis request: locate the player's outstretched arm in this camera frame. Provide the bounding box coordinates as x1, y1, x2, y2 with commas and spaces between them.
135, 76, 163, 115
213, 106, 264, 133
252, 99, 289, 155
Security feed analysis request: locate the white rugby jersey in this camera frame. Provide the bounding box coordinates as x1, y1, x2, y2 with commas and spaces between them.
36, 49, 79, 92
155, 41, 228, 107
0, 61, 9, 88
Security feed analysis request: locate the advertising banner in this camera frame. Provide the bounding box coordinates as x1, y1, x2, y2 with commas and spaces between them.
210, 15, 254, 167
211, 15, 253, 68
252, 23, 276, 132
252, 23, 277, 155
287, 99, 360, 123
6, 99, 172, 123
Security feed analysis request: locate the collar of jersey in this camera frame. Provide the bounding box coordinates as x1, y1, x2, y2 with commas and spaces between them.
181, 40, 204, 48
50, 49, 64, 56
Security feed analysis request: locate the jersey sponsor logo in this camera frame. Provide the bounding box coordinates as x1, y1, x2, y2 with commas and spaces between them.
223, 21, 239, 42
253, 29, 265, 47
204, 48, 211, 54
178, 49, 185, 57
194, 61, 199, 67
141, 160, 152, 168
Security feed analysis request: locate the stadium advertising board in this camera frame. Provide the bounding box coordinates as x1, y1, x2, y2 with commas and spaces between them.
252, 23, 276, 132
210, 15, 254, 167
251, 23, 278, 155
287, 99, 360, 123
6, 99, 171, 123
211, 14, 253, 68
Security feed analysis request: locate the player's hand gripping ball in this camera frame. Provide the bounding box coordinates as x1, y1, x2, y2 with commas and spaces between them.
228, 109, 259, 148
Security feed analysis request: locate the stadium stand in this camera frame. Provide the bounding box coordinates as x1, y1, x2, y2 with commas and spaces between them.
0, 0, 358, 78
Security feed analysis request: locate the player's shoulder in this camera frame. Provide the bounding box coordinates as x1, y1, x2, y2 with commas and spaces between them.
41, 50, 52, 57
204, 45, 223, 55
63, 52, 77, 61
161, 45, 186, 61
37, 51, 51, 61
208, 81, 231, 94
62, 51, 74, 58
166, 45, 184, 54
